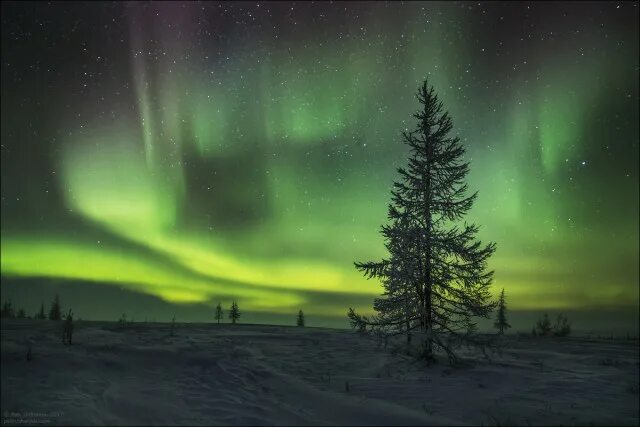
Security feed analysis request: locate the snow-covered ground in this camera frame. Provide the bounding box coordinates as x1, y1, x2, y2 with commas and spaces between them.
1, 319, 638, 426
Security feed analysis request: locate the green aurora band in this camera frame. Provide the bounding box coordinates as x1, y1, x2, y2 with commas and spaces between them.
1, 2, 638, 324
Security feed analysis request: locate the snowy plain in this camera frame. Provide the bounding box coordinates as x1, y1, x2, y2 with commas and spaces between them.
1, 319, 638, 426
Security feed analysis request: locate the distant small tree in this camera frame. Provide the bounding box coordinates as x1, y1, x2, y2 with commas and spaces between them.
494, 289, 511, 335
16, 308, 26, 319
118, 313, 128, 328
36, 303, 46, 320
26, 341, 33, 361
297, 310, 305, 327
535, 313, 552, 336
1, 299, 15, 318
229, 301, 240, 324
552, 313, 571, 337
215, 302, 223, 324
62, 309, 74, 345
49, 294, 62, 321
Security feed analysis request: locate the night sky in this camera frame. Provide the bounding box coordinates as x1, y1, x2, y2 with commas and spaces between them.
1, 1, 638, 331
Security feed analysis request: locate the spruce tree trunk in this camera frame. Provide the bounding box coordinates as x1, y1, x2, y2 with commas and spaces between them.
424, 222, 432, 362
404, 298, 412, 344
423, 269, 433, 360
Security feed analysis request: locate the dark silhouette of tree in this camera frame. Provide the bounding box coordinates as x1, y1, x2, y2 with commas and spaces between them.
348, 79, 496, 363
553, 313, 571, 337
494, 288, 511, 335
215, 302, 223, 324
1, 299, 15, 318
229, 301, 240, 324
535, 313, 552, 336
49, 294, 62, 321
16, 308, 26, 319
36, 303, 46, 320
62, 309, 74, 345
297, 310, 305, 327
118, 313, 128, 328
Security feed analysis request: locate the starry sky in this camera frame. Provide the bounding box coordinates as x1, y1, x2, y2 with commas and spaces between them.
1, 1, 638, 331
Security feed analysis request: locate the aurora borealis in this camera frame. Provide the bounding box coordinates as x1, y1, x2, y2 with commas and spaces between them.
1, 1, 638, 330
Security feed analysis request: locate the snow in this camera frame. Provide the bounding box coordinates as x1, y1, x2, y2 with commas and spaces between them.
1, 319, 638, 426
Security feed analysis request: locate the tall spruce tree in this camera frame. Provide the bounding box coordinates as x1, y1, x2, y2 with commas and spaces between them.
229, 301, 240, 324
296, 310, 305, 327
36, 303, 46, 320
215, 302, 224, 324
49, 294, 62, 321
348, 79, 496, 363
494, 288, 510, 335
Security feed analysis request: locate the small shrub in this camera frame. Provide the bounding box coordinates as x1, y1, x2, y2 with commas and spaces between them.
62, 309, 74, 345
1, 299, 15, 318
534, 313, 552, 336
231, 346, 253, 358
599, 358, 620, 367
118, 313, 128, 328
552, 313, 571, 337
531, 360, 545, 372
